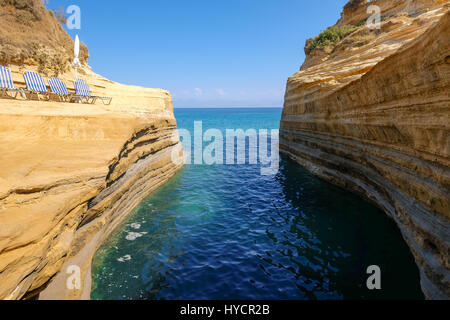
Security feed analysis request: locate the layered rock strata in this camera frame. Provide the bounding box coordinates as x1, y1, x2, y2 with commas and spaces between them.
0, 0, 184, 300
0, 85, 184, 300
280, 0, 449, 299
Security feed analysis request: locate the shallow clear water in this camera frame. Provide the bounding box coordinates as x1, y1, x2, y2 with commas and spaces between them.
91, 108, 423, 300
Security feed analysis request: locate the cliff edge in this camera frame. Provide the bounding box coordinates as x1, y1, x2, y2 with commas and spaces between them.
281, 0, 449, 299
0, 1, 184, 300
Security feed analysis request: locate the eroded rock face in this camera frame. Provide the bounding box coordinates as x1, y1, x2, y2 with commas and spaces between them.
0, 95, 184, 300
281, 0, 449, 299
0, 1, 185, 300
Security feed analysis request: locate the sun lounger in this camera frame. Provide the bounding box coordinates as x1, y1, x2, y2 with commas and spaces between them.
48, 77, 81, 103
23, 71, 58, 101
0, 65, 26, 99
74, 78, 112, 105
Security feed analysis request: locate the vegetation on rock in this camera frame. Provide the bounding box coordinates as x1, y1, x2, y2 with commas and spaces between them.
306, 25, 359, 54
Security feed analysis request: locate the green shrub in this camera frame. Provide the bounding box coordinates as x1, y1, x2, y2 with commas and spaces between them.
306, 25, 359, 54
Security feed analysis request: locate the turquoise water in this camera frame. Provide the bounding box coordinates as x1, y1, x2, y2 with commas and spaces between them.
91, 108, 424, 300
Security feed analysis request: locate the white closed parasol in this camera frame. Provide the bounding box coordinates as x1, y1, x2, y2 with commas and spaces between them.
73, 35, 81, 79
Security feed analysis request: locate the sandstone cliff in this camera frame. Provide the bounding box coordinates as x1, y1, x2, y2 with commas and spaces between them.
280, 0, 449, 299
0, 1, 184, 300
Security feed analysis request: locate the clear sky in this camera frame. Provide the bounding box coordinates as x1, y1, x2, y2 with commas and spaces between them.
48, 0, 348, 108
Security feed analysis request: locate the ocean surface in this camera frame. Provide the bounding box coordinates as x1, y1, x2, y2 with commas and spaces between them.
91, 108, 424, 300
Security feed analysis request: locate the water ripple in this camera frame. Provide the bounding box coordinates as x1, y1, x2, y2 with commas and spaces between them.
91, 108, 423, 300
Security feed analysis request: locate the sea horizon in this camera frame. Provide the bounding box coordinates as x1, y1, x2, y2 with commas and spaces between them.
174, 106, 284, 109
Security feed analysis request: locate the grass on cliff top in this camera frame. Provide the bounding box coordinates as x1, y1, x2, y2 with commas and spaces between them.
306, 25, 359, 54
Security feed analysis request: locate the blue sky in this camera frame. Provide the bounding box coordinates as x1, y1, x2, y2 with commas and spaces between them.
48, 0, 348, 108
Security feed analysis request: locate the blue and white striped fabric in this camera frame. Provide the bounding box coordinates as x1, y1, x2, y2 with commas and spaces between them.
24, 72, 47, 93
48, 77, 70, 95
74, 79, 90, 97
0, 65, 15, 90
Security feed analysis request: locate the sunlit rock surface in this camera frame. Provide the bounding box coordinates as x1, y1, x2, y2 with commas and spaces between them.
0, 1, 184, 300
280, 0, 449, 299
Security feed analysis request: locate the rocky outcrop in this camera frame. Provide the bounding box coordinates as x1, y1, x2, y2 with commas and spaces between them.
0, 92, 184, 300
280, 0, 449, 299
0, 0, 184, 300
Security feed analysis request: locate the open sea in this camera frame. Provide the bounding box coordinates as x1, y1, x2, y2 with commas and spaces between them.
91, 108, 423, 300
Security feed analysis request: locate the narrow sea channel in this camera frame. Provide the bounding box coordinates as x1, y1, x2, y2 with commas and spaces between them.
91, 108, 423, 300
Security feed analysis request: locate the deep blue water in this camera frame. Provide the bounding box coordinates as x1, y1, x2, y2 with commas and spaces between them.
91, 108, 423, 300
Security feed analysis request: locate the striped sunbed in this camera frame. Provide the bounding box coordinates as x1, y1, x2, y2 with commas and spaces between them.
74, 79, 112, 105
23, 71, 55, 101
0, 65, 26, 99
48, 77, 80, 102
